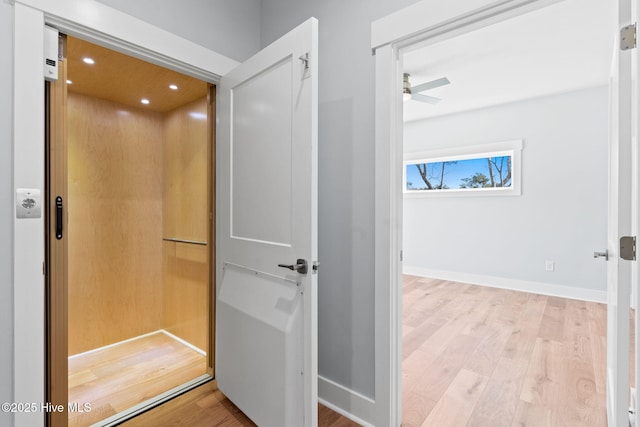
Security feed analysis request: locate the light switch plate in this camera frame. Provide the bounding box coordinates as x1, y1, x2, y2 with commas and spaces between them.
16, 188, 42, 219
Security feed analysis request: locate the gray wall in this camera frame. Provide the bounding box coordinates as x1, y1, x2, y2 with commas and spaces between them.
97, 0, 261, 62
261, 0, 421, 398
1, 1, 14, 425
403, 86, 609, 292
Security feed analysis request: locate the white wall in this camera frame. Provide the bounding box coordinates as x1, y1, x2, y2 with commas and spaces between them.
97, 0, 261, 62
1, 1, 14, 425
403, 86, 609, 296
260, 0, 421, 400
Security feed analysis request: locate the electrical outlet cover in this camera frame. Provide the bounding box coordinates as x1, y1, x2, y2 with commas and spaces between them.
545, 260, 555, 272
16, 188, 42, 219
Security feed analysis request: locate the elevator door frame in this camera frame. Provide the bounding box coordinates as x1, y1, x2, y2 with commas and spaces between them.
12, 3, 238, 425
45, 36, 217, 426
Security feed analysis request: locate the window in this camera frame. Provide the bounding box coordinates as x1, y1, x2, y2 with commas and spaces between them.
404, 140, 522, 196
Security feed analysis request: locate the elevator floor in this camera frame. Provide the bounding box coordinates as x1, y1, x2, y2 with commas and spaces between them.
68, 331, 207, 427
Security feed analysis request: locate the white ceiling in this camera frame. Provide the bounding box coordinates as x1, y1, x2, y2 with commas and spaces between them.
402, 0, 615, 122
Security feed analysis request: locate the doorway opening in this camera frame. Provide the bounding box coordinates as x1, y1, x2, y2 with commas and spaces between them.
400, 0, 611, 297
394, 0, 620, 424
45, 34, 216, 427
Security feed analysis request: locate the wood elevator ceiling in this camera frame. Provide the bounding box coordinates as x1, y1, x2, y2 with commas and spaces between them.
66, 36, 208, 113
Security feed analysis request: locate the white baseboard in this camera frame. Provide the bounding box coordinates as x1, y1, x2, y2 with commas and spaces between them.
403, 266, 607, 303
68, 329, 205, 359
318, 376, 375, 427
160, 330, 206, 356
68, 330, 164, 360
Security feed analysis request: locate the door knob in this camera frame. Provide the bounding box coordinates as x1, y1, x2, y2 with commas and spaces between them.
593, 250, 609, 260
278, 258, 308, 274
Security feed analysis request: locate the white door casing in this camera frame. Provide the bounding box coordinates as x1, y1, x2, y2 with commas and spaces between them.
607, 0, 634, 424
371, 0, 631, 426
635, 0, 640, 420
216, 18, 318, 427
12, 1, 237, 426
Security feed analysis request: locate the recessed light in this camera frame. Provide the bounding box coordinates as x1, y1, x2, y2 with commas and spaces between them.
169, 84, 178, 90
82, 57, 95, 65
141, 99, 150, 105
66, 80, 73, 85
189, 112, 207, 120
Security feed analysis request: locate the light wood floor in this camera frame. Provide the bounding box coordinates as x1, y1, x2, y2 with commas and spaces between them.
122, 380, 359, 427
73, 277, 611, 427
68, 331, 357, 427
68, 331, 207, 426
402, 275, 607, 427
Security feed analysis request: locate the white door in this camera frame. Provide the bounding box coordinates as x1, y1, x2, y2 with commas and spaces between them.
606, 0, 634, 425
215, 18, 318, 427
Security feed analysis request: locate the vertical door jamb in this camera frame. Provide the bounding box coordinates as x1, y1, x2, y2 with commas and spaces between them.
207, 83, 217, 378
45, 33, 68, 427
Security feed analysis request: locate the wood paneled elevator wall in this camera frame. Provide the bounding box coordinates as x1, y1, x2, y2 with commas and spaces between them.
67, 92, 209, 356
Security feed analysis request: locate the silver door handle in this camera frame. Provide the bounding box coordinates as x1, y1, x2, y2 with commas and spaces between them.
593, 250, 609, 260
278, 259, 308, 274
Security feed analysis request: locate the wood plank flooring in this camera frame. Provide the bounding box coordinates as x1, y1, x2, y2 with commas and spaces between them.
68, 331, 207, 426
402, 275, 607, 427
122, 381, 359, 427
73, 276, 611, 426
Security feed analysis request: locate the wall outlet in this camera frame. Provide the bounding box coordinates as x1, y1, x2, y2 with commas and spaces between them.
545, 260, 555, 272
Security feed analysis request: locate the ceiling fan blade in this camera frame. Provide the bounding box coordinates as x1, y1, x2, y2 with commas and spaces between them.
411, 77, 450, 94
411, 93, 442, 104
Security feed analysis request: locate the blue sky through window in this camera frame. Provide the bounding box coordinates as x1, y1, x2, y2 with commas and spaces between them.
405, 155, 512, 190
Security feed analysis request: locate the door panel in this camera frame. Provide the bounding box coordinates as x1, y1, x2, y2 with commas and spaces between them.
217, 18, 318, 427
607, 0, 633, 424
217, 265, 302, 425
231, 57, 293, 245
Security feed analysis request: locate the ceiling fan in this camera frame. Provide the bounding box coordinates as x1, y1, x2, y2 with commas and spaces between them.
403, 73, 450, 104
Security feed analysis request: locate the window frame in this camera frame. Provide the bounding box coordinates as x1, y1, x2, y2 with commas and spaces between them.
403, 139, 523, 197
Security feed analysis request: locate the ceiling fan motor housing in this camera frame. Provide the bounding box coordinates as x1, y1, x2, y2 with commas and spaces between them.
403, 73, 412, 95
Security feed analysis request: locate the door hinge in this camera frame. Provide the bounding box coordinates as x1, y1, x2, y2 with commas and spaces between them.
299, 52, 311, 78
299, 52, 310, 69
620, 236, 636, 261
621, 23, 637, 51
